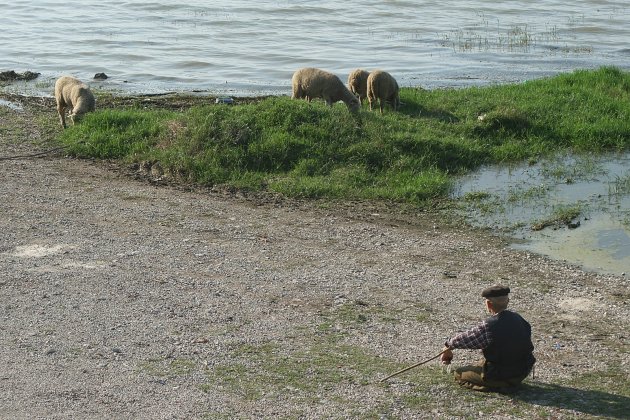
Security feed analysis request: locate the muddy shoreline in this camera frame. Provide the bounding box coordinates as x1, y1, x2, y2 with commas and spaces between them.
1, 93, 628, 418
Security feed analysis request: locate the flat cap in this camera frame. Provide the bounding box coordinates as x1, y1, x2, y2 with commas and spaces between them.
482, 285, 510, 298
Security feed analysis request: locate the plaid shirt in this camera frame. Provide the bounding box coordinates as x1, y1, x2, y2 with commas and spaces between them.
445, 319, 492, 350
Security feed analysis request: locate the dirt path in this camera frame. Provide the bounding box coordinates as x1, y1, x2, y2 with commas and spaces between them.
1, 95, 628, 419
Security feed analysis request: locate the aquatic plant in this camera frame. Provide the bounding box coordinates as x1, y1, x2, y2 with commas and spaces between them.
531, 204, 583, 231
610, 173, 630, 197
438, 14, 578, 54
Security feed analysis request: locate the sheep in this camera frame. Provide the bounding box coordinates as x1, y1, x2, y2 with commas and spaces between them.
54, 76, 96, 128
291, 67, 360, 113
366, 70, 400, 114
347, 69, 370, 104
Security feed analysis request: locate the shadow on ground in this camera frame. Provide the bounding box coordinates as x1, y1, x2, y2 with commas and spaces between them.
515, 381, 630, 419
398, 101, 460, 123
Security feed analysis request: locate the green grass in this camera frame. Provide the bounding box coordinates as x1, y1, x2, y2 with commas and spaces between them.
610, 173, 630, 196
58, 67, 630, 204
532, 203, 583, 230
203, 341, 391, 402
540, 155, 606, 182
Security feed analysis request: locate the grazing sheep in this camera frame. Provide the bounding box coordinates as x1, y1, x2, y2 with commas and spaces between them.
367, 70, 400, 114
347, 69, 370, 104
54, 76, 95, 128
291, 67, 360, 112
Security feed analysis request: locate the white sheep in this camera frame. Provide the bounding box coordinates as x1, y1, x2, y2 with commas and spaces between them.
367, 70, 400, 114
347, 69, 370, 104
291, 67, 360, 112
54, 76, 96, 128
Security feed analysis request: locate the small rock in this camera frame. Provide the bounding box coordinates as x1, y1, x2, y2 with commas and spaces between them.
150, 162, 164, 177
0, 70, 40, 81
567, 221, 580, 229
94, 72, 108, 80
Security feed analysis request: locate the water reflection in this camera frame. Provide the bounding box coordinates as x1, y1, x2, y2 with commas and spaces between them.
454, 153, 630, 275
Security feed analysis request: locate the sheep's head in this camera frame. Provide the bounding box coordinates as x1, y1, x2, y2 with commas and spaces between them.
69, 111, 86, 125
347, 96, 361, 113
69, 95, 95, 125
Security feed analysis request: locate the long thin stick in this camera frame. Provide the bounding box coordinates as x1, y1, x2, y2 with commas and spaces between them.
380, 349, 449, 383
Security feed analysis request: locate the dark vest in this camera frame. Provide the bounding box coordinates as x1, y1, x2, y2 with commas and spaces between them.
482, 310, 536, 380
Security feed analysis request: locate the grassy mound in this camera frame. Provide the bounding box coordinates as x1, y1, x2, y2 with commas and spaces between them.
59, 67, 630, 203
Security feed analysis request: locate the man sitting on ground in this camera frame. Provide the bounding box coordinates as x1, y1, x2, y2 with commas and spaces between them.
441, 285, 535, 392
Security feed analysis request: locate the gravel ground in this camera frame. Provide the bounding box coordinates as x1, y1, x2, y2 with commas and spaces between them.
1, 95, 628, 419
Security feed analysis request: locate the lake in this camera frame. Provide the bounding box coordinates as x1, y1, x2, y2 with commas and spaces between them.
1, 1, 629, 95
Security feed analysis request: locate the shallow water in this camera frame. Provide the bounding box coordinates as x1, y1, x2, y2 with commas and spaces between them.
454, 153, 630, 276
1, 1, 629, 96
515, 215, 630, 275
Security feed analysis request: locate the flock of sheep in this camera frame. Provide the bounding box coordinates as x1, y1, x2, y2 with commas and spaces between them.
54, 67, 400, 128
291, 67, 400, 114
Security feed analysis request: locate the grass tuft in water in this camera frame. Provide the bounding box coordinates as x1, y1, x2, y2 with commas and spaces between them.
532, 204, 583, 231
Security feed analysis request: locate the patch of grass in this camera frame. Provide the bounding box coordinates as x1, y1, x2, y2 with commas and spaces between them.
540, 155, 606, 182
462, 191, 505, 215
57, 67, 630, 204
0, 108, 26, 144
138, 358, 196, 378
567, 367, 630, 397
316, 301, 432, 332
61, 108, 177, 159
464, 191, 491, 201
201, 302, 434, 414
610, 173, 630, 197
203, 339, 395, 403
532, 203, 583, 231
507, 184, 549, 203
438, 16, 546, 54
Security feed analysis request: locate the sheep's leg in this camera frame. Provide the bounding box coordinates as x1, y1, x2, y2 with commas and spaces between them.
391, 95, 400, 111
57, 104, 67, 128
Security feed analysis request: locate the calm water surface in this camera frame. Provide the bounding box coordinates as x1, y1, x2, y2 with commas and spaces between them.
1, 1, 629, 95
